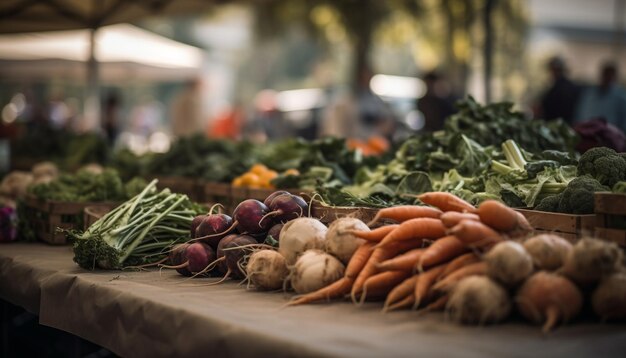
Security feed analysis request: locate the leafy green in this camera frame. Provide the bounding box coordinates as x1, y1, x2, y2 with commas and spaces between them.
28, 169, 130, 202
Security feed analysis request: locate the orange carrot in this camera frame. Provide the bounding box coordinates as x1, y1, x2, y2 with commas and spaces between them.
476, 200, 518, 231
437, 252, 480, 281
386, 293, 415, 312
351, 240, 421, 302
347, 225, 399, 242
287, 242, 374, 306
418, 192, 476, 213
384, 275, 419, 311
440, 211, 480, 228
360, 270, 410, 302
376, 248, 426, 272
417, 235, 467, 271
376, 218, 446, 248
367, 206, 442, 226
432, 261, 487, 293
448, 219, 504, 249
413, 264, 447, 308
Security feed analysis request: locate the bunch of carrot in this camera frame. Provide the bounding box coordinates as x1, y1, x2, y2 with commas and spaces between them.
288, 192, 532, 311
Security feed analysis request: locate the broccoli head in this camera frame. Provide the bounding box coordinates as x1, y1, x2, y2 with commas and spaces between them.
534, 194, 562, 212
613, 181, 626, 194
577, 147, 626, 188
557, 175, 610, 214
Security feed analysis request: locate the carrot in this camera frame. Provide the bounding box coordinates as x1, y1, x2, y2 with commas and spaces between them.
386, 293, 415, 312
437, 252, 480, 281
418, 192, 476, 213
417, 235, 467, 271
347, 225, 398, 242
376, 218, 446, 249
350, 240, 421, 302
476, 200, 518, 231
384, 275, 419, 311
360, 270, 410, 302
432, 261, 487, 293
287, 242, 375, 306
413, 264, 447, 308
448, 219, 504, 249
440, 211, 480, 228
367, 206, 442, 226
423, 294, 449, 312
376, 248, 425, 272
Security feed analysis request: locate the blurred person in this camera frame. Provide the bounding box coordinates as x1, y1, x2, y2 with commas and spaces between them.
170, 79, 203, 138
417, 71, 456, 132
576, 62, 626, 133
102, 91, 121, 145
536, 57, 580, 124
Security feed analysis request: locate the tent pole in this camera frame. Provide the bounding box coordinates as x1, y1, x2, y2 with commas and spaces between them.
84, 27, 100, 132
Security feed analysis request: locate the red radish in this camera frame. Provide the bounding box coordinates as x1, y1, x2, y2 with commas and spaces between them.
516, 271, 583, 332
592, 272, 626, 321
190, 215, 204, 238
263, 190, 290, 207
260, 194, 308, 225
267, 223, 284, 241
216, 234, 258, 280
195, 214, 234, 249
163, 242, 216, 277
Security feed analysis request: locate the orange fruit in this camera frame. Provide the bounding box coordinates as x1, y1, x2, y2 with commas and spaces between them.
250, 164, 270, 175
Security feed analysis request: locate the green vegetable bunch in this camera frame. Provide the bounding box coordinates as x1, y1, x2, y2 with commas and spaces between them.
28, 169, 134, 202
70, 179, 204, 270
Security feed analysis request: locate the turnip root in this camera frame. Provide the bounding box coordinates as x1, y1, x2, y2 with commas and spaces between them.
516, 271, 583, 332
279, 218, 328, 265
325, 218, 368, 264
561, 238, 623, 285
523, 234, 572, 271
246, 250, 289, 290
485, 241, 534, 287
446, 276, 511, 325
291, 250, 345, 294
592, 272, 626, 321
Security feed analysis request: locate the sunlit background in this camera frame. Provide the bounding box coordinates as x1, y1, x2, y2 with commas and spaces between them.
0, 0, 624, 154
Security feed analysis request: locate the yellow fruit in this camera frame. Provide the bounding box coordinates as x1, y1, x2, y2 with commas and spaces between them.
250, 164, 269, 175
240, 172, 261, 187
232, 177, 244, 187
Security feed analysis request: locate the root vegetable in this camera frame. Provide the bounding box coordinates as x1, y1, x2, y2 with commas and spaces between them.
476, 200, 519, 231
561, 238, 623, 285
448, 220, 503, 249
216, 234, 258, 280
440, 212, 480, 228
347, 225, 398, 242
325, 218, 368, 264
485, 241, 534, 287
591, 272, 626, 321
417, 235, 467, 271
279, 217, 327, 265
375, 218, 446, 249
162, 242, 216, 277
246, 250, 289, 290
367, 206, 442, 226
432, 261, 487, 293
195, 214, 234, 248
516, 271, 583, 332
418, 192, 475, 213
447, 276, 511, 325
291, 250, 345, 294
261, 193, 308, 225
263, 190, 290, 207
523, 234, 572, 271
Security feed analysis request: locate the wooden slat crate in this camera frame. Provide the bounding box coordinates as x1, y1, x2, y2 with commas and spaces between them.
202, 182, 233, 212
153, 176, 202, 201
514, 208, 595, 242
21, 196, 119, 245
310, 201, 380, 225
83, 204, 118, 230
595, 192, 626, 247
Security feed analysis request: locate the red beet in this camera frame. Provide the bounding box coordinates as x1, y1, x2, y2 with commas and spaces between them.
263, 190, 290, 207
261, 194, 308, 225
216, 234, 257, 280
190, 215, 204, 238
196, 214, 234, 248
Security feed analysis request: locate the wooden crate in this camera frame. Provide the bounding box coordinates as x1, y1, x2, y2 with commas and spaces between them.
83, 204, 118, 230
153, 176, 202, 201
21, 196, 119, 245
310, 201, 380, 225
595, 192, 626, 247
514, 208, 595, 242
202, 182, 233, 212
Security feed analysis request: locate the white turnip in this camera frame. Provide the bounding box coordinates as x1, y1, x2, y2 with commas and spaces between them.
324, 218, 368, 264
446, 276, 511, 325
592, 272, 626, 321
561, 238, 623, 285
279, 217, 327, 265
485, 241, 534, 287
516, 271, 583, 332
522, 234, 572, 271
291, 250, 345, 294
246, 250, 289, 290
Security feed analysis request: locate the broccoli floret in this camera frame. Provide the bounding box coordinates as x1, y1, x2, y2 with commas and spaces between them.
534, 194, 562, 212
613, 181, 626, 194
557, 175, 610, 214
577, 147, 626, 188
